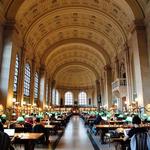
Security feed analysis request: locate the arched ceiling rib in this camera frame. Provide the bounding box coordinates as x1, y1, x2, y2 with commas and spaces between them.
3, 0, 145, 20
46, 44, 103, 77
0, 0, 145, 89
55, 65, 97, 88
41, 39, 111, 65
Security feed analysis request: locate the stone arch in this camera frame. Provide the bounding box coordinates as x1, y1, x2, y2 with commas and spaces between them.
41, 38, 111, 65
52, 62, 100, 80
5, 0, 144, 21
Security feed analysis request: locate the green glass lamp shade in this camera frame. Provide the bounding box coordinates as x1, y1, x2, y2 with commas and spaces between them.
125, 116, 132, 122
1, 114, 6, 118
99, 112, 104, 116
118, 114, 124, 118
106, 113, 111, 118
37, 114, 43, 119
17, 116, 25, 122
147, 116, 150, 121
141, 113, 147, 120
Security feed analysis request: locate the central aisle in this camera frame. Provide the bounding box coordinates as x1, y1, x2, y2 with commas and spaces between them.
56, 115, 94, 150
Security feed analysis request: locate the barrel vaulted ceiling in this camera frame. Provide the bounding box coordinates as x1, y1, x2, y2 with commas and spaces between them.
0, 0, 145, 89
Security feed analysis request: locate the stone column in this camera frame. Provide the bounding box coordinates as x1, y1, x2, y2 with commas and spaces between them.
30, 59, 36, 105
39, 65, 46, 109
96, 80, 101, 111
129, 20, 150, 107
0, 21, 17, 108
50, 80, 56, 105
0, 24, 4, 74
104, 65, 112, 109
0, 13, 5, 74
114, 57, 119, 79
124, 44, 132, 105
17, 48, 26, 106
100, 78, 104, 106
47, 78, 51, 106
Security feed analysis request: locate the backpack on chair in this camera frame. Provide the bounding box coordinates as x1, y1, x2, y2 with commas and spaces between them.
130, 132, 150, 150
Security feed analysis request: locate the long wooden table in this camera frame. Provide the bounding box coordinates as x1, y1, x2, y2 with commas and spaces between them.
95, 124, 150, 129
14, 133, 44, 150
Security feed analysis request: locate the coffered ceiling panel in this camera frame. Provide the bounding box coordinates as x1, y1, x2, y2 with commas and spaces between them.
15, 0, 135, 59
16, 0, 134, 34
46, 44, 103, 78
55, 65, 96, 88
1, 0, 145, 88
36, 27, 116, 59
22, 9, 126, 57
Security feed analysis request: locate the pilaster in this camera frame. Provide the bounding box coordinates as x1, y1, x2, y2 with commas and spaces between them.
95, 79, 101, 111
104, 64, 112, 109
0, 21, 16, 108
30, 59, 36, 105
39, 65, 46, 109
124, 44, 132, 105
17, 48, 26, 105
129, 19, 150, 107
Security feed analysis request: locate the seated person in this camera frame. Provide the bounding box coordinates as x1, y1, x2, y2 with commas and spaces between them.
24, 119, 33, 132
0, 121, 4, 132
124, 115, 148, 150
33, 118, 45, 132
0, 118, 7, 132
0, 131, 15, 150
91, 115, 108, 144
49, 114, 56, 121
33, 118, 47, 143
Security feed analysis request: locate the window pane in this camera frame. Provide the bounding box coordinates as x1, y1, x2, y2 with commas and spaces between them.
34, 72, 39, 103
52, 89, 56, 105
46, 83, 48, 105
56, 90, 59, 105
13, 55, 19, 92
79, 92, 87, 105
65, 92, 73, 105
24, 63, 31, 97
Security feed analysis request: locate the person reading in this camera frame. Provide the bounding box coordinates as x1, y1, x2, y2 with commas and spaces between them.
124, 115, 149, 150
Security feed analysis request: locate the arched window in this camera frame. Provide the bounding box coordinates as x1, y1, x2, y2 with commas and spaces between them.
46, 83, 48, 105
120, 63, 126, 78
24, 63, 31, 97
56, 90, 59, 105
79, 92, 87, 105
65, 92, 73, 105
13, 54, 19, 94
52, 89, 56, 105
34, 72, 39, 103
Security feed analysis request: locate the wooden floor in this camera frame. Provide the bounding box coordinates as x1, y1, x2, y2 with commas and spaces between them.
55, 115, 94, 150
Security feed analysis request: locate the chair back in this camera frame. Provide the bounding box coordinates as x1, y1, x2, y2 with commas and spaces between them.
33, 124, 45, 133
24, 122, 32, 132
32, 124, 46, 143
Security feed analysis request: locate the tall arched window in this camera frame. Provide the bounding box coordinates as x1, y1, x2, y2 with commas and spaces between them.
56, 90, 59, 105
24, 63, 31, 98
79, 92, 87, 105
65, 92, 73, 105
52, 89, 56, 105
46, 83, 48, 105
13, 54, 19, 95
34, 72, 39, 103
